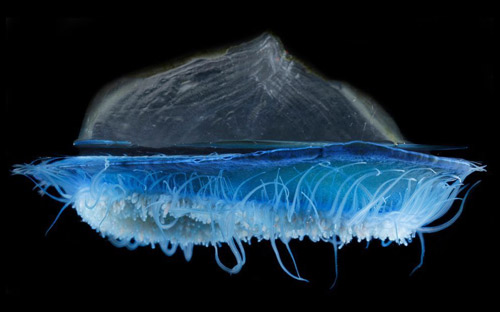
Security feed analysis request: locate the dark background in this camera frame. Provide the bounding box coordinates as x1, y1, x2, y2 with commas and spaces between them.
4, 17, 497, 306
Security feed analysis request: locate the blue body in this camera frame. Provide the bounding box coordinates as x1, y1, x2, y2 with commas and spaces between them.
13, 141, 483, 282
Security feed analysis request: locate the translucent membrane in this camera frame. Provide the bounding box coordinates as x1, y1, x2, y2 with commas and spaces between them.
77, 34, 404, 148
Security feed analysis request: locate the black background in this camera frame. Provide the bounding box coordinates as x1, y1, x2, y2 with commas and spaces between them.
4, 17, 497, 306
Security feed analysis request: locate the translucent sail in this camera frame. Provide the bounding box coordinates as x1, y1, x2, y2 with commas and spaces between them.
77, 33, 404, 148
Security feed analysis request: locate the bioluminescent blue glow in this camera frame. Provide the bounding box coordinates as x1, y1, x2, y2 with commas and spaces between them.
13, 33, 484, 285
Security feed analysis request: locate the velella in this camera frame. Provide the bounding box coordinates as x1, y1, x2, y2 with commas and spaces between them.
13, 33, 484, 284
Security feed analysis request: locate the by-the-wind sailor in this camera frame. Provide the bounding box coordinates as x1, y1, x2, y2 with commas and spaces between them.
13, 33, 484, 285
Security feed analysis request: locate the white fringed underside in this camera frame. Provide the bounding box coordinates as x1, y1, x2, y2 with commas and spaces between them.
74, 190, 419, 249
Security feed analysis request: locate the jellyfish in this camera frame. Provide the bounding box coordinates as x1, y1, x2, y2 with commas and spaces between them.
13, 33, 484, 284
